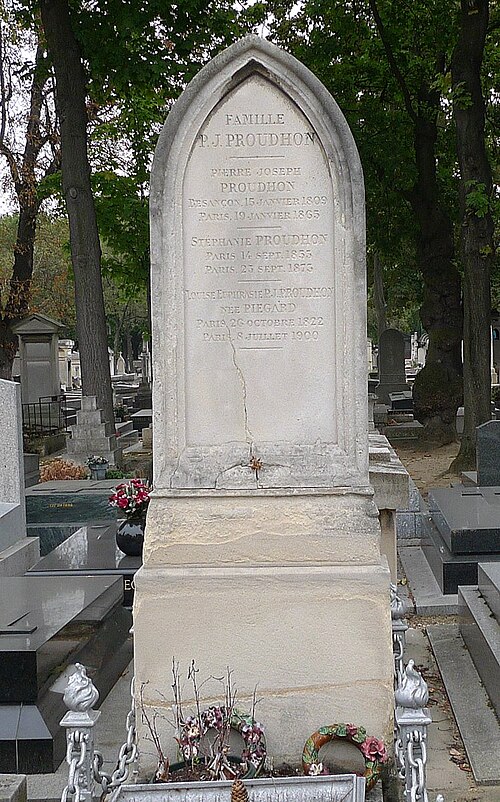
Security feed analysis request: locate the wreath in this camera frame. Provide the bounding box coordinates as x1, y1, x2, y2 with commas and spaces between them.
302, 724, 388, 791
178, 706, 266, 779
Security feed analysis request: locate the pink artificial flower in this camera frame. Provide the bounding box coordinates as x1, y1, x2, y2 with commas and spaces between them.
360, 736, 388, 763
346, 724, 358, 738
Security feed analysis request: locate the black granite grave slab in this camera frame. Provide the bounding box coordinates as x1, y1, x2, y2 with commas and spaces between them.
477, 419, 500, 486
428, 486, 500, 554
27, 524, 81, 556
0, 576, 121, 702
28, 523, 141, 607
421, 512, 500, 594
389, 391, 413, 412
26, 480, 118, 525
422, 518, 478, 593
0, 575, 132, 773
130, 408, 152, 432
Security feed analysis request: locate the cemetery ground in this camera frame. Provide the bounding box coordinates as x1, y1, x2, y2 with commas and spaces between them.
394, 441, 461, 498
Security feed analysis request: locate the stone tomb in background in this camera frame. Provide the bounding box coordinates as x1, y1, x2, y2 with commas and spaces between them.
133, 36, 393, 772
376, 328, 409, 406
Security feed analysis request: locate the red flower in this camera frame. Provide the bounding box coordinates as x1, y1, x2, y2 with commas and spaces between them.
360, 736, 388, 763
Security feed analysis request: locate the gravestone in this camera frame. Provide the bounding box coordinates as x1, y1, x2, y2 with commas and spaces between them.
0, 379, 39, 575
376, 328, 408, 405
134, 36, 392, 771
66, 396, 122, 466
477, 419, 500, 486
12, 313, 62, 404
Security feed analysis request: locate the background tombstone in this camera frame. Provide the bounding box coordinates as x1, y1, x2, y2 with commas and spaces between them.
476, 420, 500, 486
0, 379, 39, 574
134, 35, 393, 770
376, 328, 408, 405
12, 313, 63, 403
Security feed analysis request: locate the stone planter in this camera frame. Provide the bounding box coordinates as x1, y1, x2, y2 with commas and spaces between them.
110, 773, 366, 802
90, 463, 108, 480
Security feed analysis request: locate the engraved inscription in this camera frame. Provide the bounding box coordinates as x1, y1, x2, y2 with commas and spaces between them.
183, 73, 336, 446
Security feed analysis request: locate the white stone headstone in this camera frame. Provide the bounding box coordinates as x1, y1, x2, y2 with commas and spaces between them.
151, 42, 368, 492
0, 379, 27, 551
135, 35, 392, 773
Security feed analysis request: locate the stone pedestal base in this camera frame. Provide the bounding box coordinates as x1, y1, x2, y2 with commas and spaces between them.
133, 490, 393, 776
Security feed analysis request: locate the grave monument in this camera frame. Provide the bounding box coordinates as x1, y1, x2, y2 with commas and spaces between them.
12, 313, 63, 404
0, 379, 39, 575
376, 328, 409, 405
134, 36, 393, 770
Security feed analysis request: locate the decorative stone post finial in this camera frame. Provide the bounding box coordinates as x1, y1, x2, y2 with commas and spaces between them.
63, 663, 100, 712
390, 583, 407, 620
395, 660, 429, 709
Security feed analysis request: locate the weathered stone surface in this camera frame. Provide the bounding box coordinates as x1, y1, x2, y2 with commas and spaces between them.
144, 488, 380, 567
150, 36, 368, 492
134, 563, 394, 770
0, 775, 26, 802
112, 774, 366, 802
135, 35, 393, 769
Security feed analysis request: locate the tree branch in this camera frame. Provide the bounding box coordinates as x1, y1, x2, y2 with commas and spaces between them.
0, 140, 21, 195
368, 0, 418, 124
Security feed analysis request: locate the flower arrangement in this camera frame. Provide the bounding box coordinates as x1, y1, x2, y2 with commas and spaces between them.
86, 455, 109, 467
40, 458, 87, 482
302, 723, 388, 792
177, 706, 266, 778
140, 660, 266, 784
109, 478, 151, 518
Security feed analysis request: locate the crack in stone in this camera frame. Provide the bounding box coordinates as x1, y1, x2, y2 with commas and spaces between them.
169, 448, 186, 488
224, 322, 255, 449
254, 459, 293, 488
213, 460, 249, 489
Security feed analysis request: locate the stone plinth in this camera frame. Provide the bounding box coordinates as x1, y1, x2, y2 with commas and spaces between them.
134, 35, 393, 773
369, 433, 410, 581
66, 396, 121, 466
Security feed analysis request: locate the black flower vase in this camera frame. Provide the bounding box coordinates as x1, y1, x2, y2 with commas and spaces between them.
116, 514, 146, 556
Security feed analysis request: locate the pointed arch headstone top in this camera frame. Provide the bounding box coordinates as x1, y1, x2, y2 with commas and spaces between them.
150, 36, 369, 491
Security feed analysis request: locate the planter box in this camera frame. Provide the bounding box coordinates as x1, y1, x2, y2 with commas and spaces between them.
111, 774, 365, 802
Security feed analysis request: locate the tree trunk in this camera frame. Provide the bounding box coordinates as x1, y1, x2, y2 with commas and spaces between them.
408, 100, 463, 445
451, 0, 494, 471
368, 1, 463, 445
40, 0, 114, 430
0, 204, 39, 379
0, 42, 50, 378
373, 251, 388, 340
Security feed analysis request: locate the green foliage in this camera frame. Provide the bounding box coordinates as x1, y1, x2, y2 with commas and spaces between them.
465, 180, 491, 218
0, 213, 75, 331
92, 172, 149, 292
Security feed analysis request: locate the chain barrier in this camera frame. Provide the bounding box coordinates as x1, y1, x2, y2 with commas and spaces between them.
407, 730, 428, 802
61, 730, 89, 802
60, 665, 138, 802
93, 678, 138, 797
391, 587, 445, 802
